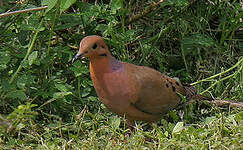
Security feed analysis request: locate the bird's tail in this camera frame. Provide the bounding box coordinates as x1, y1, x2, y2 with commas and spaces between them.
182, 84, 243, 108
183, 84, 213, 101
175, 84, 214, 110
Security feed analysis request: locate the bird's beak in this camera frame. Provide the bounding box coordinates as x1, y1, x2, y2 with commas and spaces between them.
72, 51, 87, 63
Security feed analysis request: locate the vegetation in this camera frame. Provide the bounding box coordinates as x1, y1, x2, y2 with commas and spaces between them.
0, 0, 242, 149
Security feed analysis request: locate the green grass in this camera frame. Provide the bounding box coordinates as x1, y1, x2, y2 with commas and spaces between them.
1, 106, 242, 149
0, 0, 242, 149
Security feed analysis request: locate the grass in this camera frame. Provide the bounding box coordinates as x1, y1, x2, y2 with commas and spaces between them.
0, 0, 242, 149
1, 106, 242, 149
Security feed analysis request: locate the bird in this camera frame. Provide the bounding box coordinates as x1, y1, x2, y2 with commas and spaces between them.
72, 35, 208, 127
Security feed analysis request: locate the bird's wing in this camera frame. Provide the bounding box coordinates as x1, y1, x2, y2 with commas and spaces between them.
125, 63, 187, 115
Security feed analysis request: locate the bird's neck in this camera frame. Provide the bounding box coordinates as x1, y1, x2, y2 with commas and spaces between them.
89, 55, 123, 76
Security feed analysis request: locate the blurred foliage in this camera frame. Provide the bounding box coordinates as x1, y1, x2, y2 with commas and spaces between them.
0, 0, 242, 149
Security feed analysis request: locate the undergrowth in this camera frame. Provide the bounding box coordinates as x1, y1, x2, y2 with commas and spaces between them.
0, 0, 242, 149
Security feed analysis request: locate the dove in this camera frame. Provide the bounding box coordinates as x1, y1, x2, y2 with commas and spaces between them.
72, 35, 202, 127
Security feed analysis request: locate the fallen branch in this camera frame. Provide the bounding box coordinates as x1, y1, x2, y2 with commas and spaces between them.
0, 6, 48, 18
195, 94, 243, 108
208, 99, 243, 108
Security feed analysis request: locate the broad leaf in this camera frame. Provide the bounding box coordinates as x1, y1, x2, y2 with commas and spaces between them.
41, 0, 58, 13
172, 122, 184, 134
17, 75, 28, 89
6, 90, 26, 101
28, 51, 38, 65
60, 0, 77, 12
110, 0, 123, 14
53, 92, 72, 99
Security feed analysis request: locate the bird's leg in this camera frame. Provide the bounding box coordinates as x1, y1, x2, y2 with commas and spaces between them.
126, 119, 135, 131
123, 119, 135, 137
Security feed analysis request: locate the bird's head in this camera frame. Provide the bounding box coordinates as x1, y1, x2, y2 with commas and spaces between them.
72, 35, 110, 63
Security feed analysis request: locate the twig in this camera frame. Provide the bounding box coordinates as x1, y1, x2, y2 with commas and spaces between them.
0, 6, 48, 18
177, 98, 243, 110
116, 0, 165, 27
206, 99, 243, 108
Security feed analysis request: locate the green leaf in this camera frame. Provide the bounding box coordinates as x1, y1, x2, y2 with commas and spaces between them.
55, 83, 68, 92
177, 92, 187, 103
110, 116, 120, 130
174, 0, 189, 6
60, 0, 77, 12
1, 79, 15, 92
205, 116, 217, 124
169, 111, 179, 121
17, 30, 29, 46
16, 123, 25, 131
0, 52, 10, 70
182, 34, 215, 48
26, 74, 36, 85
110, 0, 123, 14
81, 88, 91, 97
54, 15, 81, 30
172, 122, 184, 134
41, 0, 58, 13
28, 51, 38, 65
87, 96, 98, 102
17, 75, 28, 89
71, 61, 89, 77
235, 112, 243, 121
96, 24, 108, 33
164, 131, 169, 137
53, 92, 72, 99
81, 79, 93, 88
6, 90, 26, 101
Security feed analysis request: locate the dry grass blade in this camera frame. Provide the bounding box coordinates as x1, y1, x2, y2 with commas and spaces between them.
0, 6, 48, 18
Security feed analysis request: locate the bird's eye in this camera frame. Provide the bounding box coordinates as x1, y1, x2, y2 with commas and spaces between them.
92, 43, 98, 49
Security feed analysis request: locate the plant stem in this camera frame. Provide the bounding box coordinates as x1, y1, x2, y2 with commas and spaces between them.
191, 58, 243, 86
47, 2, 59, 56
78, 76, 81, 100
200, 73, 235, 94
181, 45, 189, 73
9, 16, 45, 84
46, 2, 59, 79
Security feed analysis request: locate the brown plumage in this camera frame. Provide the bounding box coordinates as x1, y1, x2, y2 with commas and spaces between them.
72, 35, 203, 127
